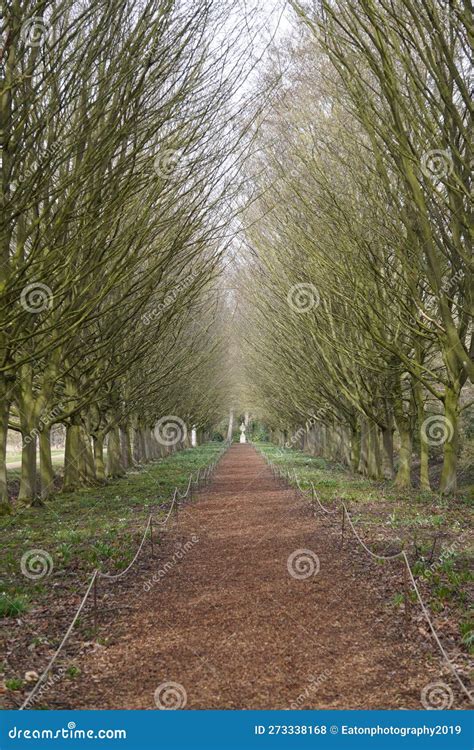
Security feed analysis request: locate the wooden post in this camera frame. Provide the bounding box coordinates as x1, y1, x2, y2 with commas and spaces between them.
403, 561, 410, 629
341, 506, 345, 548
93, 575, 98, 635
150, 517, 154, 557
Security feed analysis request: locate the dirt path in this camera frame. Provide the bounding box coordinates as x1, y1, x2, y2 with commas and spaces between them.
6, 452, 64, 469
46, 444, 450, 710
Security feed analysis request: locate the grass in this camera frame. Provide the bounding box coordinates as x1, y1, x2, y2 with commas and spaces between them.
65, 665, 81, 679
256, 441, 473, 648
5, 678, 25, 691
0, 442, 225, 618
460, 620, 474, 654
6, 449, 65, 467
0, 592, 29, 618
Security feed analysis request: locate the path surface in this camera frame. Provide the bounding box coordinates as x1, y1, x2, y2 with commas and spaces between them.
6, 451, 64, 469
48, 444, 445, 710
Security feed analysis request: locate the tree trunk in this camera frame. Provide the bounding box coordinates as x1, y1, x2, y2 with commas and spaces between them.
93, 434, 106, 482
393, 376, 415, 489
82, 428, 96, 482
381, 427, 395, 480
367, 423, 383, 480
350, 423, 361, 472
39, 428, 54, 500
18, 432, 37, 503
0, 389, 10, 513
64, 422, 96, 490
358, 419, 369, 475
132, 427, 142, 463
226, 409, 234, 442
413, 380, 431, 491
439, 386, 459, 495
138, 428, 149, 461
106, 426, 125, 478
64, 423, 81, 490
340, 426, 351, 467
120, 426, 133, 469
395, 426, 412, 488
17, 366, 38, 503
138, 427, 148, 462
320, 424, 328, 459
419, 432, 431, 492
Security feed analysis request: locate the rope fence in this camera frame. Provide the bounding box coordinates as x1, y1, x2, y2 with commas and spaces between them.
258, 447, 473, 706
20, 442, 230, 710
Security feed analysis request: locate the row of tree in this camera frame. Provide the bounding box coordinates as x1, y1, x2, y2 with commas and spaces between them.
0, 0, 250, 510
240, 0, 472, 494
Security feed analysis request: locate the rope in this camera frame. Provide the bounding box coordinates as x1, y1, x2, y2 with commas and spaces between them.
311, 483, 339, 515
272, 458, 473, 705
156, 488, 178, 526
402, 552, 473, 703
20, 570, 99, 710
98, 514, 153, 580
295, 477, 312, 497
342, 504, 404, 561
19, 448, 225, 711
177, 473, 193, 499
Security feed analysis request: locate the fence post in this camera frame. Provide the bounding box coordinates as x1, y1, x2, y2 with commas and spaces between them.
150, 517, 154, 557
403, 561, 410, 630
93, 575, 98, 635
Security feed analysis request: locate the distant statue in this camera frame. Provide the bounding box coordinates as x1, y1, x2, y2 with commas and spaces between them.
239, 422, 246, 444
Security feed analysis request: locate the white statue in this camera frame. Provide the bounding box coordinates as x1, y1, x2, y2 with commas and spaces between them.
239, 422, 246, 444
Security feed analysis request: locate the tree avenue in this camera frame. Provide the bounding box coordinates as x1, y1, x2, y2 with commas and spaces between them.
0, 0, 472, 515
0, 0, 247, 511
239, 0, 472, 495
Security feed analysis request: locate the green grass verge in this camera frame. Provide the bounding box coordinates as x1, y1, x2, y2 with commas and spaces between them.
256, 441, 473, 652
0, 442, 224, 618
